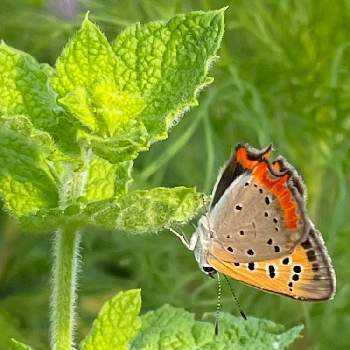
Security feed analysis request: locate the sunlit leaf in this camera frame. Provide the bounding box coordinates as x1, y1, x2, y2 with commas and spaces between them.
0, 115, 58, 216
131, 305, 303, 350
81, 289, 141, 350
112, 9, 226, 142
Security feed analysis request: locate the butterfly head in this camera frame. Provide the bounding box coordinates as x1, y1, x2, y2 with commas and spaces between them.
193, 216, 217, 278
202, 265, 217, 278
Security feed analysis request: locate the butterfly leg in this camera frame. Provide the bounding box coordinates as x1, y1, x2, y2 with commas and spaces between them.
167, 227, 198, 251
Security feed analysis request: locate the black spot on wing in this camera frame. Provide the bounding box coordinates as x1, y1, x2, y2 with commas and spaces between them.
301, 239, 312, 250
282, 257, 289, 265
307, 250, 317, 262
248, 262, 255, 270
246, 249, 255, 256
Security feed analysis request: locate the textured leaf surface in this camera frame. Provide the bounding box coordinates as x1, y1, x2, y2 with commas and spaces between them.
52, 17, 150, 162
90, 186, 203, 233
131, 306, 303, 350
52, 10, 224, 164
81, 289, 141, 350
0, 116, 58, 216
1, 10, 221, 237
0, 42, 58, 131
19, 187, 202, 234
10, 339, 34, 350
85, 156, 131, 202
76, 124, 148, 164
52, 15, 116, 97
205, 313, 304, 350
112, 9, 225, 141
131, 305, 213, 350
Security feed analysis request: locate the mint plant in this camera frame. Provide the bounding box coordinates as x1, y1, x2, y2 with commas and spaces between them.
0, 9, 303, 350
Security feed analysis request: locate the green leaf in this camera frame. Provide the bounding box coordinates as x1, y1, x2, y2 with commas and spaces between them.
112, 9, 225, 142
131, 305, 213, 350
0, 42, 80, 154
81, 289, 141, 350
131, 306, 303, 350
52, 10, 225, 164
76, 123, 148, 164
59, 81, 146, 137
205, 313, 303, 350
52, 14, 116, 98
90, 186, 203, 233
0, 41, 58, 131
10, 339, 34, 350
19, 186, 202, 234
0, 115, 58, 216
85, 156, 131, 202
52, 17, 150, 162
3, 10, 221, 237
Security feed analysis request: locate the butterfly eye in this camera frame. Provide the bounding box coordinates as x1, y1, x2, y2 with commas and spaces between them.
202, 266, 216, 275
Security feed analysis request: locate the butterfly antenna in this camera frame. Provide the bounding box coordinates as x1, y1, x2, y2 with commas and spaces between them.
215, 272, 222, 336
223, 274, 247, 320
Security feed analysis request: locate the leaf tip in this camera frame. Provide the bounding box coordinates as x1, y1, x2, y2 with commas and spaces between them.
82, 11, 93, 28
220, 6, 229, 12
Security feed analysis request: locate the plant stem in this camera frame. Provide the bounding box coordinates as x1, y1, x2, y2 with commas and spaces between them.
50, 226, 81, 350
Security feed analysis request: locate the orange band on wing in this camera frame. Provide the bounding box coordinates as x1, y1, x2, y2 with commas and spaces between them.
252, 162, 299, 230
236, 146, 271, 170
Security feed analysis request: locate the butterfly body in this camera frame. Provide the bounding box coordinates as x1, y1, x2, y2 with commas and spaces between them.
184, 144, 335, 301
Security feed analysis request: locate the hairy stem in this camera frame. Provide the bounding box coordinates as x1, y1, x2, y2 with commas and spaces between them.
50, 146, 91, 349
50, 226, 81, 350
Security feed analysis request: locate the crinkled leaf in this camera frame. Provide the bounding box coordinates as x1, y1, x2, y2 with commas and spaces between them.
0, 42, 58, 130
216, 315, 303, 350
85, 156, 131, 202
0, 115, 58, 216
131, 306, 303, 350
204, 313, 304, 350
51, 15, 116, 98
19, 187, 202, 234
52, 10, 224, 164
0, 42, 78, 154
52, 18, 150, 162
60, 81, 146, 137
77, 124, 148, 164
10, 339, 34, 350
81, 289, 141, 350
112, 9, 225, 141
4, 10, 222, 235
90, 186, 203, 233
131, 305, 213, 350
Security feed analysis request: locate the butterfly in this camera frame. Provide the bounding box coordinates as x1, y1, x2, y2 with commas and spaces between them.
171, 144, 336, 301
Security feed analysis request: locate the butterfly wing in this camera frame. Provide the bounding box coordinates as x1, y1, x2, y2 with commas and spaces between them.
209, 144, 307, 262
207, 226, 336, 300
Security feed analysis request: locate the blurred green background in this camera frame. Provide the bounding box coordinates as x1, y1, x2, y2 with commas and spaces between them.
0, 0, 349, 349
